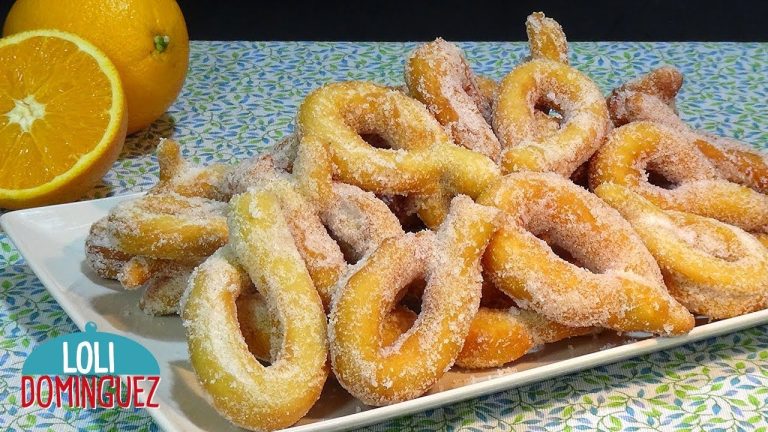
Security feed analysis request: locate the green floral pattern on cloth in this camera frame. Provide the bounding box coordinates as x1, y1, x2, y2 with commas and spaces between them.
1, 41, 767, 432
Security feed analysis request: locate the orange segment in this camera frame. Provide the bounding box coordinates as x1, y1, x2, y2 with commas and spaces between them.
0, 29, 126, 209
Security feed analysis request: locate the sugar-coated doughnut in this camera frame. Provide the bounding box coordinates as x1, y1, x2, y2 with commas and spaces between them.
589, 121, 768, 233
406, 39, 501, 160
85, 217, 133, 280
298, 81, 500, 227
607, 66, 683, 126
607, 67, 768, 196
695, 135, 768, 195
181, 187, 328, 431
106, 193, 228, 260
596, 183, 768, 319
480, 172, 694, 334
329, 196, 498, 405
139, 266, 193, 315
526, 12, 569, 64
493, 59, 610, 176
150, 139, 230, 200
117, 255, 202, 290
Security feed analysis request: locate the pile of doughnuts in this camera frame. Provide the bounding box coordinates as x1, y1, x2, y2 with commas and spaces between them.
85, 11, 768, 431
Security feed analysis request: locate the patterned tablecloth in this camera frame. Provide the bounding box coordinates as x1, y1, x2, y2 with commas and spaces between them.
1, 41, 767, 432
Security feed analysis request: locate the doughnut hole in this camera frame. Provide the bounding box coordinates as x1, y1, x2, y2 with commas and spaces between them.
532, 103, 564, 141
645, 169, 678, 190
644, 158, 683, 190
342, 97, 436, 153
360, 132, 391, 149
237, 290, 274, 366
534, 230, 589, 269
377, 194, 426, 233
525, 219, 614, 276
325, 226, 360, 265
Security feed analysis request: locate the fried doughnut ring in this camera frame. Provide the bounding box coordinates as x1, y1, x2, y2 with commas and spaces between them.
696, 135, 768, 195
589, 122, 768, 233
297, 81, 500, 227
117, 255, 202, 289
138, 266, 193, 315
493, 59, 610, 176
526, 12, 569, 64
456, 307, 591, 369
181, 187, 328, 431
475, 75, 499, 107
480, 172, 694, 334
85, 217, 132, 280
607, 66, 683, 125
608, 67, 768, 195
596, 184, 768, 319
406, 39, 501, 160
150, 139, 230, 200
106, 193, 229, 260
329, 196, 498, 405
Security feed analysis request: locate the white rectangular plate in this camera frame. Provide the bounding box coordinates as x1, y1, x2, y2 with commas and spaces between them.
4, 195, 768, 432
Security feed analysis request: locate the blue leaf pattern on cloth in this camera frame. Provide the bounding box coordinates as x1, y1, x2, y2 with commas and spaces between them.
1, 41, 766, 431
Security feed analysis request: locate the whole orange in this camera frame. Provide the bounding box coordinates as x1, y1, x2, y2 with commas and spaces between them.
4, 0, 189, 134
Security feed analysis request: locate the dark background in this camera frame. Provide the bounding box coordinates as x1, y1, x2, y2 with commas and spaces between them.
1, 0, 767, 41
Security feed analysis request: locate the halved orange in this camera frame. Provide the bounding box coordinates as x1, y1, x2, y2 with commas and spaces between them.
0, 29, 126, 209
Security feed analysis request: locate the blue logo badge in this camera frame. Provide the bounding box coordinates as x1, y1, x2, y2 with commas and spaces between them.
21, 322, 161, 409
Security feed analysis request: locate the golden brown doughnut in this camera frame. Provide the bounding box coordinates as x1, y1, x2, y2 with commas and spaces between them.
607, 67, 768, 195
138, 266, 193, 316
150, 139, 230, 200
181, 186, 328, 431
105, 193, 229, 260
329, 196, 498, 405
589, 121, 768, 233
406, 39, 501, 160
493, 59, 611, 176
117, 255, 202, 290
84, 216, 133, 280
526, 12, 569, 64
596, 183, 768, 319
607, 66, 683, 125
480, 172, 694, 334
297, 81, 500, 227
